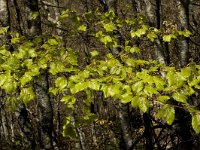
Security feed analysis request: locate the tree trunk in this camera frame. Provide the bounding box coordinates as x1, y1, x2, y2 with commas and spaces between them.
24, 0, 54, 149
177, 0, 190, 67
144, 0, 167, 65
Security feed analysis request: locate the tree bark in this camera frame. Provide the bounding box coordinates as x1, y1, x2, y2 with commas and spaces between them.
177, 0, 190, 67
0, 0, 10, 45
24, 0, 54, 149
144, 0, 167, 65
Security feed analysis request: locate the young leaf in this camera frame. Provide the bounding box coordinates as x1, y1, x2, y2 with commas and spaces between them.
32, 11, 39, 20
120, 93, 132, 103
157, 95, 170, 103
172, 92, 187, 103
88, 79, 100, 90
20, 87, 35, 104
192, 114, 200, 134
130, 46, 140, 53
131, 96, 139, 108
48, 39, 58, 46
157, 105, 175, 125
61, 95, 76, 105
49, 87, 59, 95
20, 72, 32, 86
90, 50, 99, 57
147, 32, 158, 42
132, 81, 144, 93
70, 82, 88, 94
103, 22, 116, 32
139, 97, 149, 113
0, 26, 9, 34
49, 61, 65, 75
0, 74, 7, 86
78, 25, 87, 31
153, 76, 165, 90
55, 77, 68, 90
100, 35, 112, 45
163, 34, 176, 42
180, 67, 191, 78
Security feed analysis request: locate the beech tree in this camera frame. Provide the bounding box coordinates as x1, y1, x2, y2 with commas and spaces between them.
0, 1, 200, 149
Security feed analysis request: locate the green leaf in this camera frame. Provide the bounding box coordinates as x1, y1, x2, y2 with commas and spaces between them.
78, 25, 87, 31
132, 81, 144, 93
139, 97, 149, 113
103, 22, 116, 32
179, 29, 192, 37
48, 39, 58, 46
125, 58, 135, 67
88, 80, 100, 90
20, 87, 35, 104
100, 35, 112, 45
147, 32, 158, 42
61, 95, 76, 105
130, 46, 140, 53
192, 114, 200, 134
166, 71, 175, 86
2, 76, 17, 93
144, 85, 158, 96
172, 92, 187, 103
55, 77, 68, 90
38, 58, 47, 69
29, 65, 40, 76
180, 67, 191, 78
0, 74, 7, 86
131, 96, 139, 108
49, 87, 59, 95
70, 82, 88, 94
0, 26, 9, 34
153, 76, 165, 90
0, 48, 11, 57
163, 34, 176, 42
131, 25, 148, 37
49, 61, 65, 75
90, 50, 99, 57
28, 48, 37, 58
32, 11, 39, 20
120, 93, 132, 103
20, 72, 32, 86
156, 105, 175, 125
157, 95, 170, 103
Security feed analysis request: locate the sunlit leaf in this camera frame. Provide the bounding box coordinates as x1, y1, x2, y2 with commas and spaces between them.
20, 86, 35, 104
172, 92, 187, 103
78, 25, 87, 31
32, 11, 39, 20
192, 114, 200, 134
88, 79, 100, 90
131, 96, 139, 107
55, 77, 68, 90
139, 97, 149, 113
48, 39, 58, 45
163, 34, 176, 42
70, 82, 88, 94
157, 95, 170, 103
156, 105, 175, 125
103, 22, 116, 32
130, 46, 140, 53
90, 50, 99, 57
132, 81, 144, 93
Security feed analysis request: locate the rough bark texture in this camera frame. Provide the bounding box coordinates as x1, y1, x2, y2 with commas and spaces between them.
144, 0, 167, 65
24, 0, 53, 149
178, 0, 190, 67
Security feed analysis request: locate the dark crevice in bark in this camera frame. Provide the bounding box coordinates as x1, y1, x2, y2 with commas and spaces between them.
13, 0, 23, 34
143, 113, 154, 150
